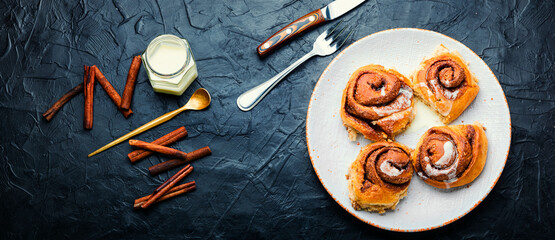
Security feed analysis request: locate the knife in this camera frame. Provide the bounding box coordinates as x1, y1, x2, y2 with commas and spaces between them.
257, 0, 365, 57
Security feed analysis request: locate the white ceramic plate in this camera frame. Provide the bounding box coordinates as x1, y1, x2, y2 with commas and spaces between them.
306, 28, 511, 232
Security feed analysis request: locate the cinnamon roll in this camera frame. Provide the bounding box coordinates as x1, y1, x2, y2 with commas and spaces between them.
412, 123, 487, 189
347, 141, 413, 214
412, 45, 479, 124
340, 65, 415, 142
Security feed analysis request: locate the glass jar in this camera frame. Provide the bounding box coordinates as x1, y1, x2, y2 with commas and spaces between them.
142, 34, 198, 96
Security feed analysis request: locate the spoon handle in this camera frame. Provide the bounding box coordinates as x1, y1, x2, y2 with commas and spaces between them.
237, 51, 315, 111
88, 107, 185, 157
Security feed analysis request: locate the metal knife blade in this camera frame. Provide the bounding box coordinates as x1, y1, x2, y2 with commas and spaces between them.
321, 0, 366, 20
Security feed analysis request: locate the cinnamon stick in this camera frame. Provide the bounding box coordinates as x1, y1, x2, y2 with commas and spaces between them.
42, 83, 84, 121
93, 66, 133, 118
133, 181, 195, 210
120, 55, 141, 111
141, 164, 193, 209
152, 164, 193, 200
83, 65, 95, 130
128, 126, 188, 163
134, 185, 195, 210
149, 146, 211, 176
135, 181, 196, 204
129, 139, 188, 159
153, 163, 190, 193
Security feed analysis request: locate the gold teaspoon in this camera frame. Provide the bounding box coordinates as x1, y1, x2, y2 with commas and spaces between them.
88, 88, 211, 157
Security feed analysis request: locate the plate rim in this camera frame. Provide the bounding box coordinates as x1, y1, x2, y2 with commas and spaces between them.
305, 27, 512, 232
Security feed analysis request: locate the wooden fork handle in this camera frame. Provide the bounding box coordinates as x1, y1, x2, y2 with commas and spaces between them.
257, 9, 326, 57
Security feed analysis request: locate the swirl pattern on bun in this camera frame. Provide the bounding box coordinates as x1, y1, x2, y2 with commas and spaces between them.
348, 141, 413, 214
412, 123, 488, 189
340, 65, 415, 141
411, 45, 479, 124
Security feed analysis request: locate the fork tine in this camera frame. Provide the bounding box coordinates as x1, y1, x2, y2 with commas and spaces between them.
325, 20, 344, 38
336, 29, 354, 49
330, 25, 349, 44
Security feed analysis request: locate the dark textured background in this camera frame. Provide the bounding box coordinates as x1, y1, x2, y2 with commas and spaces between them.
1, 0, 553, 239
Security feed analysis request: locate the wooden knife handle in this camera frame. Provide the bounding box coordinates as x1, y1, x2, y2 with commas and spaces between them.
257, 9, 325, 57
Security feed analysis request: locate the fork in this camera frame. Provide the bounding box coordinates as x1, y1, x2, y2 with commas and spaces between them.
237, 22, 353, 111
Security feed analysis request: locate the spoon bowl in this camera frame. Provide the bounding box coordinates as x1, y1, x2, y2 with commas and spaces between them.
183, 88, 211, 110
88, 88, 211, 157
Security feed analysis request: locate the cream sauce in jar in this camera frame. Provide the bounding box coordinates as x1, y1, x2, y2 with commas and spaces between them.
143, 34, 198, 96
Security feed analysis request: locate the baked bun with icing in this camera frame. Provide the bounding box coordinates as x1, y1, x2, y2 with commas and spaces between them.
412, 123, 488, 189
348, 141, 413, 214
411, 45, 479, 124
340, 65, 415, 142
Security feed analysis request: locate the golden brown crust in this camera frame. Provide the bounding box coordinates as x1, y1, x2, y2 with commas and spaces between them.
340, 65, 415, 141
411, 123, 488, 189
347, 141, 413, 214
411, 45, 479, 124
